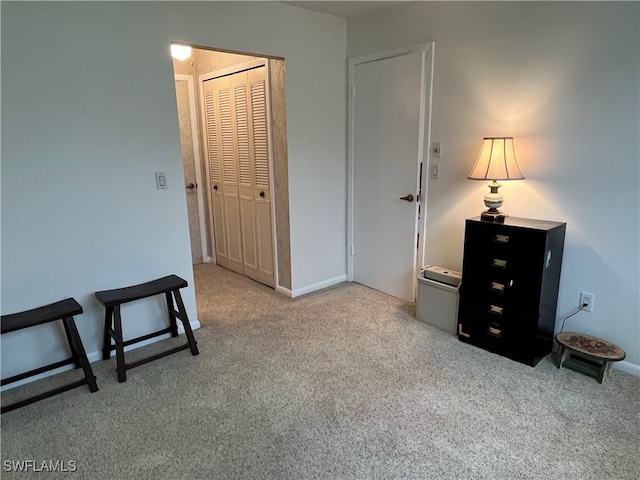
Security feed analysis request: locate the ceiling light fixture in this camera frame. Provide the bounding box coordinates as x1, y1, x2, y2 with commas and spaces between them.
171, 44, 192, 61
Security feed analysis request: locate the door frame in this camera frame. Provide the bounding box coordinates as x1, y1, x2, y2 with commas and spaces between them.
175, 73, 209, 261
347, 43, 435, 298
198, 59, 279, 288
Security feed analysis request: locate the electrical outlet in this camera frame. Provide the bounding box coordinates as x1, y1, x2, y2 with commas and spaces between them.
580, 291, 594, 312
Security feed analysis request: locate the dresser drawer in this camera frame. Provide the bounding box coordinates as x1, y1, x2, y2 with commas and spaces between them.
458, 310, 517, 347
465, 220, 546, 246
459, 294, 514, 325
458, 305, 538, 350
463, 276, 543, 310
463, 229, 547, 272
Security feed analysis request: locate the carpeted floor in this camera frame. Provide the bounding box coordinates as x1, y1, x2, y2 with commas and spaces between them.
1, 263, 638, 479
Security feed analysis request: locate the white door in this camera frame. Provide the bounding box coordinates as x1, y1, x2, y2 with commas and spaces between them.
232, 67, 275, 287
174, 75, 207, 265
204, 74, 244, 275
202, 64, 276, 287
351, 49, 430, 302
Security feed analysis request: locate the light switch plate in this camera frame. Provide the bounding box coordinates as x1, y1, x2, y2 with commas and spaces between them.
432, 142, 442, 158
156, 172, 168, 189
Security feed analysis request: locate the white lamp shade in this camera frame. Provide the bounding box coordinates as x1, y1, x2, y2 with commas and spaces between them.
468, 137, 524, 181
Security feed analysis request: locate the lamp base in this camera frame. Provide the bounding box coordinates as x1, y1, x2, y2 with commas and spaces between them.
481, 209, 507, 223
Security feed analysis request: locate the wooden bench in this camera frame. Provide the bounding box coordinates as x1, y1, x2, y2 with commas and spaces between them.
95, 275, 199, 383
1, 298, 99, 414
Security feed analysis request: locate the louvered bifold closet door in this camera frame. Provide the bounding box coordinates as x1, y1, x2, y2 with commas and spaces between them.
202, 66, 275, 288
247, 67, 275, 287
203, 77, 228, 270
203, 75, 243, 274
233, 71, 260, 282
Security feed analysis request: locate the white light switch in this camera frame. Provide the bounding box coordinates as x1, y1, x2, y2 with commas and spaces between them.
156, 172, 168, 189
430, 163, 439, 179
432, 142, 442, 158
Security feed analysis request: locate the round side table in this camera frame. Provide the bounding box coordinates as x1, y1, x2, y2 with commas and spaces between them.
555, 332, 626, 383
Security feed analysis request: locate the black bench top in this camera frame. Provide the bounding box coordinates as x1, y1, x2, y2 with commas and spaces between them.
1, 298, 83, 334
94, 275, 188, 307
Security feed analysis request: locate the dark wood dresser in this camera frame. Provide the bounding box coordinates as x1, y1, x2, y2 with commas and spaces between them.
457, 217, 566, 366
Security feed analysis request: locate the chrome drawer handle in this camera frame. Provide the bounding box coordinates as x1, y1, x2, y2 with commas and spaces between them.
492, 258, 507, 268
489, 304, 504, 315
494, 234, 510, 244
487, 326, 502, 337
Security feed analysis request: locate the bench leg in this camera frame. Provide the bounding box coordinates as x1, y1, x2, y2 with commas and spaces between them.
172, 289, 199, 356
62, 317, 99, 393
597, 361, 613, 384
112, 305, 127, 383
555, 345, 565, 369
61, 318, 82, 369
165, 292, 179, 337
102, 306, 113, 360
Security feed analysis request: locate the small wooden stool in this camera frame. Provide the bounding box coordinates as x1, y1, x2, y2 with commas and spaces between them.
555, 332, 626, 383
95, 275, 199, 383
1, 298, 99, 413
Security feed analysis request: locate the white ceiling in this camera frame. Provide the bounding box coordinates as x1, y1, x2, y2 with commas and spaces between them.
279, 1, 408, 19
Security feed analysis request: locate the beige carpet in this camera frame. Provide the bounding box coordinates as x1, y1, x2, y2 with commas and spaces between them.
1, 263, 638, 479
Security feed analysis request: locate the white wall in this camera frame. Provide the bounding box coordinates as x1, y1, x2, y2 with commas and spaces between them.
1, 2, 347, 382
348, 1, 640, 371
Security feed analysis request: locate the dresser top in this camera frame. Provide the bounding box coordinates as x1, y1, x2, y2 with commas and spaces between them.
467, 216, 566, 231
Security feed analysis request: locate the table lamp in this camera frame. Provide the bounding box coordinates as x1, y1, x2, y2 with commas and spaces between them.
467, 137, 524, 223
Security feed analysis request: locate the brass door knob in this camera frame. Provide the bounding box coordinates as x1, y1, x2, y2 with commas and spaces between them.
186, 183, 196, 190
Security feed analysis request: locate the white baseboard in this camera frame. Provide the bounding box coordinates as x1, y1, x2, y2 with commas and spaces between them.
275, 285, 292, 297
613, 360, 640, 377
291, 275, 347, 298
177, 319, 201, 335
1, 320, 201, 391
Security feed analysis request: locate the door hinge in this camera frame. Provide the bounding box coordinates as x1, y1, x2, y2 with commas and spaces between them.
350, 245, 354, 256
350, 85, 356, 98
